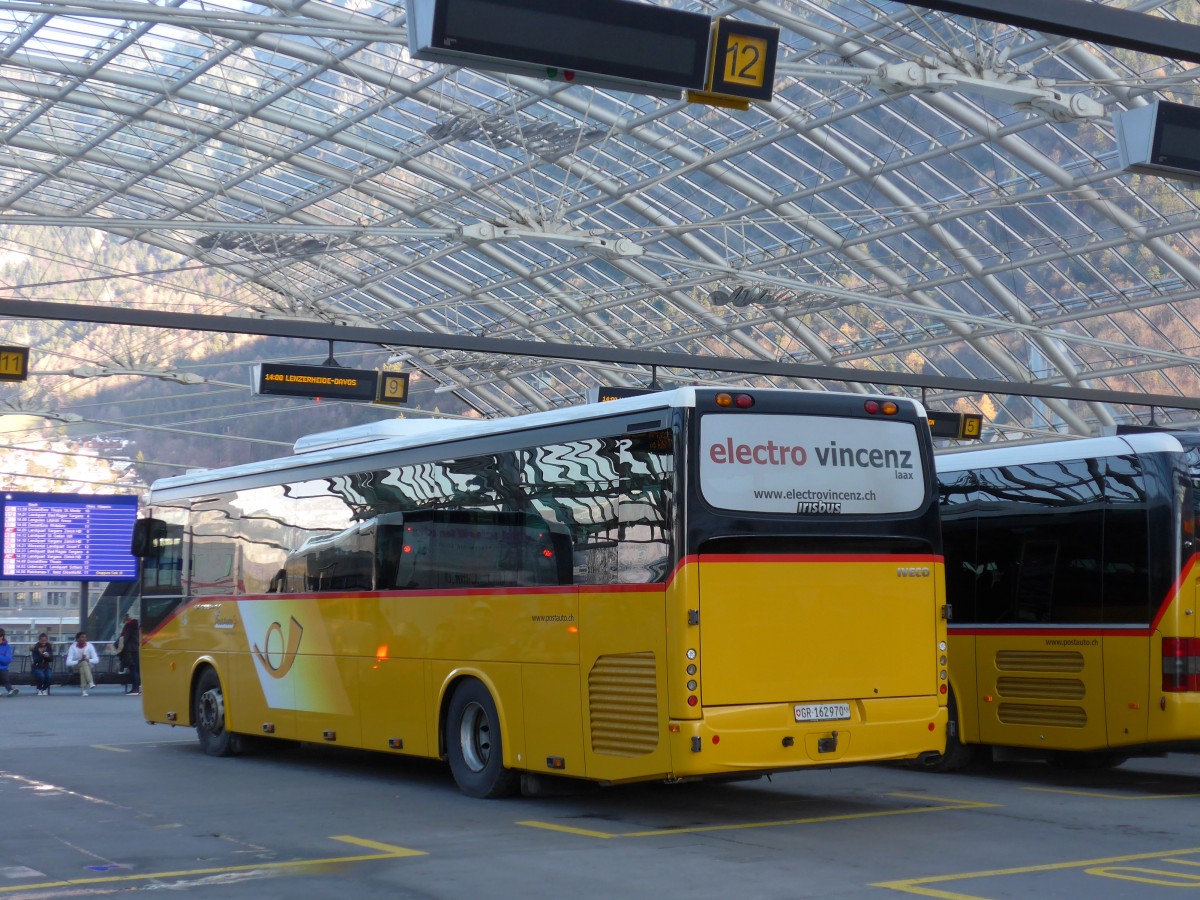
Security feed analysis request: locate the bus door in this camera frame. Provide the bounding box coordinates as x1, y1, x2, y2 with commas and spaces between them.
697, 545, 937, 720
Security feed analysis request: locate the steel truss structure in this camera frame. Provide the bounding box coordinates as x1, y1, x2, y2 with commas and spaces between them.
2, 0, 1200, 443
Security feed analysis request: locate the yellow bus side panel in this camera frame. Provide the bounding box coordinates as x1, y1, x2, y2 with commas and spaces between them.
293, 655, 362, 747
974, 634, 1107, 751
359, 657, 429, 756
579, 589, 671, 783
1103, 635, 1149, 747
227, 647, 295, 739
947, 634, 980, 743
521, 664, 586, 777
142, 648, 203, 727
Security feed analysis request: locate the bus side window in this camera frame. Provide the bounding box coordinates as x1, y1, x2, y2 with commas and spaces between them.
1016, 540, 1058, 622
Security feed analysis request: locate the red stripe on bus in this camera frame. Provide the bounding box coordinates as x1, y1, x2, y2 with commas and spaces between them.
948, 627, 1150, 637
695, 553, 942, 565
141, 552, 943, 640
1150, 553, 1198, 634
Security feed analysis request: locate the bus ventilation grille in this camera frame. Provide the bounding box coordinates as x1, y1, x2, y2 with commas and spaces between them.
588, 652, 660, 757
996, 677, 1086, 700
995, 650, 1085, 673
997, 703, 1087, 727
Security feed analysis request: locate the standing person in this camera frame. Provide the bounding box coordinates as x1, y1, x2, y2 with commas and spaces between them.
66, 632, 99, 696
30, 633, 53, 695
0, 629, 18, 697
117, 614, 141, 695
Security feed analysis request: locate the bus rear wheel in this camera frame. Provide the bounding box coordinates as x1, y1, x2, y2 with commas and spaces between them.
917, 687, 977, 772
194, 668, 237, 757
446, 679, 518, 799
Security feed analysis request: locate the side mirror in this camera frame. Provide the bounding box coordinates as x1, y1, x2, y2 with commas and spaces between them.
130, 517, 166, 557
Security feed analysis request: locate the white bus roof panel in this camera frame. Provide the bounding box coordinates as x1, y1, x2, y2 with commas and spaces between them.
936, 431, 1187, 474
148, 387, 698, 501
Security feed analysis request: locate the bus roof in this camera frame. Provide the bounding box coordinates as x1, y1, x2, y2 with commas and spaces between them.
148, 386, 930, 503
149, 387, 698, 501
936, 430, 1195, 474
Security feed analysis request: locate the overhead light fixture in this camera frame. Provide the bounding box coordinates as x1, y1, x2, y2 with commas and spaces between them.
708, 286, 783, 308
194, 234, 341, 256
427, 114, 606, 155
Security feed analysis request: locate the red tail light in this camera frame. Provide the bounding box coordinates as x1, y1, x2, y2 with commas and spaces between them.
1162, 637, 1200, 692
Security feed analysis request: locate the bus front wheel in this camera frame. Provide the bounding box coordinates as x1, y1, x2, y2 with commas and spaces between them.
446, 679, 518, 799
195, 668, 236, 757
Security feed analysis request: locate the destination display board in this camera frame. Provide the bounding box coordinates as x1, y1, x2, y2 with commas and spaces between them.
586, 386, 660, 403
252, 363, 410, 404
253, 362, 379, 402
0, 491, 139, 581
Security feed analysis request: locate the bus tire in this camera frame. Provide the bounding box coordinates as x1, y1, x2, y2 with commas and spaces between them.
446, 679, 518, 799
918, 688, 976, 772
194, 668, 237, 757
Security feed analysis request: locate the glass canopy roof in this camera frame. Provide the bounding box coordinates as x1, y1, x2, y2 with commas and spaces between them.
2, 0, 1200, 443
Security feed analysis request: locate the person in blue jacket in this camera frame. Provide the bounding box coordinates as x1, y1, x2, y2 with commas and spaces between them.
0, 628, 19, 697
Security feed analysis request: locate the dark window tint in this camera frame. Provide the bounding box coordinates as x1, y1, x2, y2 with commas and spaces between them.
202, 428, 675, 594
937, 454, 1151, 625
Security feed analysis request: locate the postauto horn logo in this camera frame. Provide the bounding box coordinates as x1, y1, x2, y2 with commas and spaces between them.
253, 616, 304, 679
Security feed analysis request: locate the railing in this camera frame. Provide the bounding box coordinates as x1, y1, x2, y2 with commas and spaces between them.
7, 641, 133, 688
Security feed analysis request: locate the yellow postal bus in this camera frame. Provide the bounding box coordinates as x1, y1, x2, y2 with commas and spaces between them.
935, 430, 1200, 769
132, 387, 948, 796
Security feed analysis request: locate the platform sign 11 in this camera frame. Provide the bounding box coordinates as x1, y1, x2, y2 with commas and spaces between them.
0, 345, 29, 382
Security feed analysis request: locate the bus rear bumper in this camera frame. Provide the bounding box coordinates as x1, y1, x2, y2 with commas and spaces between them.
666, 697, 947, 777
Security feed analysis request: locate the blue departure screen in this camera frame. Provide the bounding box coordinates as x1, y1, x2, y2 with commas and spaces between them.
1, 491, 139, 581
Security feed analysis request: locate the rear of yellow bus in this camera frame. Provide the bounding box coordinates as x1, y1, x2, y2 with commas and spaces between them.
664, 389, 947, 777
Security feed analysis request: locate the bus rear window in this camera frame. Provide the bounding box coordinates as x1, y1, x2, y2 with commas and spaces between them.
698, 414, 926, 515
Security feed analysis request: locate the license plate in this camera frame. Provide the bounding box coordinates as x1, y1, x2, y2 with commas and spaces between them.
794, 702, 851, 723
